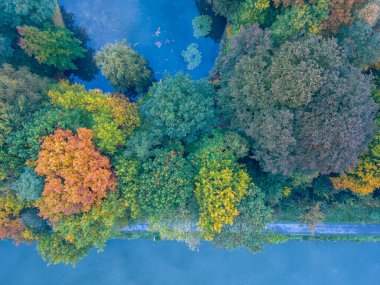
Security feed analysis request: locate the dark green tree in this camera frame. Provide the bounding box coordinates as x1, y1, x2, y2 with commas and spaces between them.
142, 73, 217, 143
0, 0, 55, 27
206, 0, 243, 17
137, 145, 195, 217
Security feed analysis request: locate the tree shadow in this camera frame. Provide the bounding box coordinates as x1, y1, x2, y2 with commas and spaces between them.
195, 0, 227, 43
61, 6, 99, 82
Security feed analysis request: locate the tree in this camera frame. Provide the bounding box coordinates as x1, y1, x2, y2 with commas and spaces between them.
182, 43, 202, 70
338, 21, 380, 68
95, 40, 153, 94
18, 26, 86, 71
0, 64, 51, 126
137, 146, 195, 216
212, 187, 273, 252
142, 73, 217, 143
322, 0, 366, 32
35, 128, 116, 223
219, 32, 377, 177
36, 190, 127, 265
189, 132, 251, 240
330, 87, 380, 195
0, 0, 55, 27
48, 81, 141, 154
7, 107, 90, 165
206, 0, 243, 17
113, 157, 141, 218
270, 0, 330, 43
12, 167, 43, 201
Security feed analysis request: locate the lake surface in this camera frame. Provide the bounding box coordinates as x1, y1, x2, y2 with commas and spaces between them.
1, 240, 379, 285
60, 0, 221, 92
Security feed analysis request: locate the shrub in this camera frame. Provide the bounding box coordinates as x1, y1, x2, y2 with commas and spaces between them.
182, 43, 202, 70
192, 15, 212, 37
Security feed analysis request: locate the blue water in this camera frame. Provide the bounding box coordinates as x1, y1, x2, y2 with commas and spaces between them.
1, 240, 379, 285
59, 0, 220, 92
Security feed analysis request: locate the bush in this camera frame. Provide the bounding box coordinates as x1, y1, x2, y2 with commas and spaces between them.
192, 15, 212, 38
182, 43, 202, 70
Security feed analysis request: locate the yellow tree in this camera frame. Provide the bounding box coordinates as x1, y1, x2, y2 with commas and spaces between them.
190, 132, 251, 240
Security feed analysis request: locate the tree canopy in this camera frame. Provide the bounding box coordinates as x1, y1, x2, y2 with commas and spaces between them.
18, 26, 86, 71
35, 128, 115, 223
218, 28, 378, 177
95, 40, 153, 94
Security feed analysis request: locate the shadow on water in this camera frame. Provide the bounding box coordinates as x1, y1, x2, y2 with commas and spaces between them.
61, 6, 99, 82
195, 0, 227, 43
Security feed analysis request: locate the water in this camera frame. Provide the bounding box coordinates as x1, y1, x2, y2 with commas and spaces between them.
60, 0, 221, 92
1, 240, 379, 285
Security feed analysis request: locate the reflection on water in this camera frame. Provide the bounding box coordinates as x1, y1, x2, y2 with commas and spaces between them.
1, 240, 379, 285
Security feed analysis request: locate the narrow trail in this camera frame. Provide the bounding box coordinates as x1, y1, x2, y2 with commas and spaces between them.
122, 223, 380, 235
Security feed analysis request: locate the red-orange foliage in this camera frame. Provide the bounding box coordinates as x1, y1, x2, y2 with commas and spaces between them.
322, 0, 365, 32
35, 128, 115, 223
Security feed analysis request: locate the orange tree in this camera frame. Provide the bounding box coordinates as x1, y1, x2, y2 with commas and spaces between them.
35, 128, 115, 223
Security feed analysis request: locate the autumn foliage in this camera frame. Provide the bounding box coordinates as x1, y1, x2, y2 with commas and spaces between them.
35, 128, 115, 223
0, 194, 26, 243
48, 81, 140, 154
322, 0, 365, 32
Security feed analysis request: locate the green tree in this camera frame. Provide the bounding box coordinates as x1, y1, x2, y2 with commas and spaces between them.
11, 167, 43, 201
142, 73, 217, 143
0, 0, 55, 27
192, 15, 212, 38
18, 26, 86, 71
0, 64, 51, 126
7, 107, 90, 165
95, 40, 153, 94
270, 0, 330, 43
206, 0, 243, 17
338, 21, 380, 68
137, 145, 195, 217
